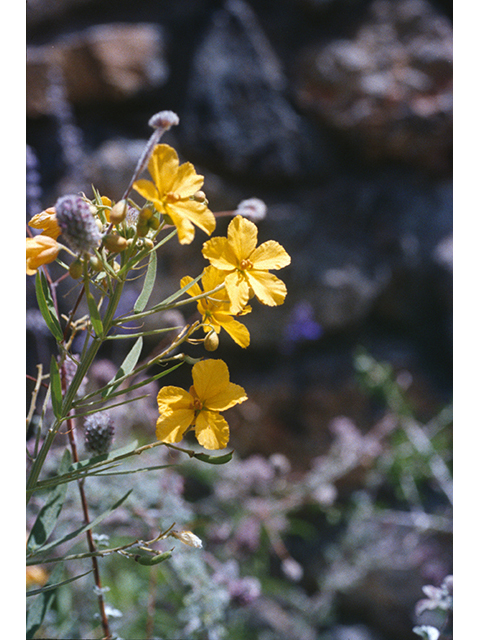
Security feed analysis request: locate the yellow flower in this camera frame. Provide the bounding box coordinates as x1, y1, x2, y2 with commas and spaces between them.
132, 144, 216, 245
26, 235, 60, 275
181, 266, 251, 348
156, 359, 247, 450
26, 565, 49, 589
202, 215, 291, 314
28, 207, 61, 240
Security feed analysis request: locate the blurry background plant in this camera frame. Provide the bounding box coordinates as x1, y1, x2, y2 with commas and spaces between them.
27, 0, 452, 639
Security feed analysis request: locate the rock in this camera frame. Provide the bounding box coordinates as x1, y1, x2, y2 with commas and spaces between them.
26, 23, 168, 118
294, 0, 452, 174
180, 0, 335, 184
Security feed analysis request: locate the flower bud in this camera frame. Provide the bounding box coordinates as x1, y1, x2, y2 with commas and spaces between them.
55, 195, 102, 254
68, 258, 83, 279
138, 206, 155, 224
109, 200, 128, 224
89, 255, 103, 272
204, 330, 219, 352
103, 233, 128, 253
84, 412, 114, 454
193, 190, 208, 204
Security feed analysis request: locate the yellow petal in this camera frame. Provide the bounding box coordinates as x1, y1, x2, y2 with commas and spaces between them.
250, 240, 291, 270
157, 386, 192, 413
227, 215, 258, 262
171, 161, 205, 197
214, 314, 250, 348
192, 359, 229, 401
156, 409, 194, 443
26, 236, 60, 275
195, 410, 230, 450
180, 276, 202, 298
202, 265, 228, 292
202, 236, 237, 270
132, 179, 160, 204
224, 271, 251, 315
246, 270, 287, 307
206, 381, 248, 411
148, 144, 179, 193
169, 199, 216, 235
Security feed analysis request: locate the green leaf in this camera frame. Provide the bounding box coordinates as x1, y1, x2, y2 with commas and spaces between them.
29, 441, 139, 495
28, 490, 133, 558
102, 336, 143, 398
26, 563, 63, 638
49, 356, 63, 419
86, 290, 103, 336
193, 450, 235, 465
153, 273, 202, 310
134, 249, 157, 312
35, 271, 63, 342
27, 449, 71, 554
27, 568, 92, 598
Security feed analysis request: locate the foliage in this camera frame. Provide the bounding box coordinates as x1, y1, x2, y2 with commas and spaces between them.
26, 110, 290, 639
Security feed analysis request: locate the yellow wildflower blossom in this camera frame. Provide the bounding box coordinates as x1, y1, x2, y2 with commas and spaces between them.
181, 266, 251, 348
132, 144, 216, 244
28, 207, 61, 240
26, 565, 49, 588
156, 359, 247, 450
202, 215, 291, 314
26, 235, 60, 275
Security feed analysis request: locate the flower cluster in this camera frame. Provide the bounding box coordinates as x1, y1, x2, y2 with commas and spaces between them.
27, 113, 290, 455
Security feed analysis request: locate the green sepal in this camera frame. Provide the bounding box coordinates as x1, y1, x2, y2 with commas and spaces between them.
134, 249, 157, 312
102, 336, 143, 399
49, 356, 63, 419
35, 271, 63, 342
193, 450, 235, 465
27, 449, 71, 554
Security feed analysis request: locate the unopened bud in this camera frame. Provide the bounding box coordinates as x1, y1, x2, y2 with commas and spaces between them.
103, 233, 128, 253
204, 330, 219, 352
139, 206, 155, 223
84, 412, 114, 454
109, 200, 128, 224
89, 255, 103, 272
193, 190, 208, 204
68, 258, 83, 279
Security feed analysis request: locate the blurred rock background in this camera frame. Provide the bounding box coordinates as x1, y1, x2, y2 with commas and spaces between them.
26, 1, 452, 638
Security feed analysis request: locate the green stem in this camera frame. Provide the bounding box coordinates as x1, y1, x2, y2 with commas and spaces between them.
26, 277, 126, 504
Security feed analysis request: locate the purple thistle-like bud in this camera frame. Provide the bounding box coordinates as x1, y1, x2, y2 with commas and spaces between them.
84, 412, 115, 454
55, 195, 102, 253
